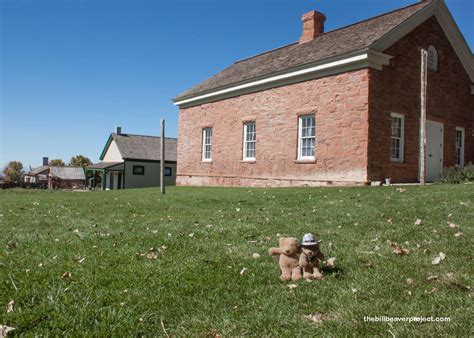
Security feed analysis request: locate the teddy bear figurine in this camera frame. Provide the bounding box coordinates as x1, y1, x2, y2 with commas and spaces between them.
299, 233, 325, 280
268, 237, 302, 281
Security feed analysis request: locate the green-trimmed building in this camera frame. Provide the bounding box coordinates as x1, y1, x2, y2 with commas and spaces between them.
86, 127, 177, 190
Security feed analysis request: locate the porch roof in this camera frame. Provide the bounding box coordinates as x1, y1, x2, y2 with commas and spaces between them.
86, 162, 124, 171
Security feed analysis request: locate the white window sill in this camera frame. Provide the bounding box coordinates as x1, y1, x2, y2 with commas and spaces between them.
201, 160, 212, 163
241, 159, 256, 163
295, 158, 316, 164
390, 159, 404, 164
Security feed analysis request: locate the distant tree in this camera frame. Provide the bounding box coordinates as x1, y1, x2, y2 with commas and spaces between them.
3, 161, 23, 183
49, 159, 65, 167
69, 155, 92, 167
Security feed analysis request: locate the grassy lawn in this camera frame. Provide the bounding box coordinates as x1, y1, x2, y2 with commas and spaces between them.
0, 185, 472, 335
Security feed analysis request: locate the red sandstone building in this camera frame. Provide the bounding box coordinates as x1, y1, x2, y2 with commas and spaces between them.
173, 0, 473, 187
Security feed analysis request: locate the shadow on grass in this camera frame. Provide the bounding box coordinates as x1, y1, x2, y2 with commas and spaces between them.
321, 266, 345, 278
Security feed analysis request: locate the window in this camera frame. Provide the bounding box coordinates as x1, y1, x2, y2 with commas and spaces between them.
427, 45, 438, 72
202, 128, 212, 161
243, 122, 256, 160
456, 127, 465, 167
132, 165, 145, 175
298, 114, 316, 159
164, 167, 172, 176
390, 113, 404, 162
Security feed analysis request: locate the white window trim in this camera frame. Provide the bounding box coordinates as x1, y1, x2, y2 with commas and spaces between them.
390, 113, 405, 163
297, 114, 316, 160
202, 128, 212, 161
242, 122, 256, 161
455, 126, 465, 167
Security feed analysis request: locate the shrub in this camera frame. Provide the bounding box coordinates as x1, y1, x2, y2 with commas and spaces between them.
438, 162, 474, 184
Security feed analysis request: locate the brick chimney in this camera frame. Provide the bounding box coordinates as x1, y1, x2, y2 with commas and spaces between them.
116, 126, 122, 135
299, 10, 326, 44
42, 157, 49, 166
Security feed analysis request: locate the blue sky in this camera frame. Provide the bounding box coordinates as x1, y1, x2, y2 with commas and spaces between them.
1, 0, 472, 169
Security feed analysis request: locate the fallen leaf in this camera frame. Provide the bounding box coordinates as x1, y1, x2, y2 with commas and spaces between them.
6, 300, 14, 313
252, 253, 260, 259
425, 287, 438, 294
288, 284, 297, 289
188, 233, 194, 237
446, 272, 454, 279
146, 252, 158, 260
454, 232, 463, 237
426, 275, 438, 281
406, 278, 414, 286
396, 188, 406, 192
351, 288, 358, 294
325, 257, 336, 268
235, 208, 240, 212
0, 325, 15, 337
387, 218, 393, 224
62, 272, 71, 279
393, 244, 409, 256
432, 252, 446, 265
240, 267, 247, 276
303, 313, 336, 324
447, 222, 459, 228
415, 219, 422, 226
76, 257, 85, 264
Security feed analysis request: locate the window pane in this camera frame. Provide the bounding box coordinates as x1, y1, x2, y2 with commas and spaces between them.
298, 115, 316, 158
203, 128, 212, 159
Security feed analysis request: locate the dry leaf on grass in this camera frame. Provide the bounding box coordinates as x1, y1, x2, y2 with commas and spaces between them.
62, 272, 71, 279
415, 219, 423, 226
304, 313, 336, 324
426, 275, 438, 281
252, 253, 260, 259
288, 284, 297, 289
6, 300, 14, 313
447, 222, 460, 228
393, 244, 410, 256
351, 288, 358, 294
146, 252, 158, 260
406, 278, 414, 286
325, 257, 336, 268
432, 252, 446, 265
0, 325, 15, 338
240, 267, 248, 276
454, 232, 463, 237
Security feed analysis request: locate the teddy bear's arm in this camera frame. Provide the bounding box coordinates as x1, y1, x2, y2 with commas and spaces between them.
317, 250, 325, 262
268, 247, 282, 256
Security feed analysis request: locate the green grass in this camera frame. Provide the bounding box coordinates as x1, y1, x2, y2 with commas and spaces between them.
0, 185, 472, 336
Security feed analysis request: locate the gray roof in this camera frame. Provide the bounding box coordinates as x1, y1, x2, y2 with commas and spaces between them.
27, 165, 49, 176
174, 1, 429, 101
50, 166, 85, 180
111, 134, 178, 162
86, 162, 124, 170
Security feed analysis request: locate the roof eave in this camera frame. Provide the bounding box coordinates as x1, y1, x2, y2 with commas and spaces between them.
173, 49, 392, 108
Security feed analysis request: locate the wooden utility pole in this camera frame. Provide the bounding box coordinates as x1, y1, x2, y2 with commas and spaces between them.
160, 119, 165, 194
419, 49, 428, 185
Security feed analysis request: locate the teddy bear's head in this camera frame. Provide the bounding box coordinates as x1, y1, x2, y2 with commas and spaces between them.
301, 244, 320, 257
278, 237, 299, 256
